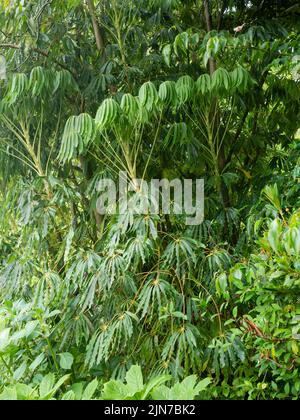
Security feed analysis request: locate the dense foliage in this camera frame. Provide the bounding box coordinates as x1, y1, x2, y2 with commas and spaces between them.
0, 0, 299, 400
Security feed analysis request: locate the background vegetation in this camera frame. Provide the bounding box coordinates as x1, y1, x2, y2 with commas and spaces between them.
0, 0, 299, 400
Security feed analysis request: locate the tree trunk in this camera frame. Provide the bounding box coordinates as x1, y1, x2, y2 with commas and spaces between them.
86, 0, 105, 52
203, 0, 230, 207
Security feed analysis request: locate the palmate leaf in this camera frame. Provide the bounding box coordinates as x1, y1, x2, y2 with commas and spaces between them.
164, 122, 189, 149
60, 312, 92, 349
55, 66, 256, 157
53, 69, 78, 93
102, 250, 126, 285
4, 73, 29, 105
161, 324, 201, 374
33, 272, 65, 309
128, 213, 160, 241
65, 250, 102, 288
29, 66, 46, 96
230, 66, 255, 92
95, 98, 121, 129
120, 93, 139, 122
195, 67, 254, 96
2, 67, 78, 108
79, 272, 102, 311
158, 80, 177, 106
196, 74, 212, 95
0, 260, 29, 298
175, 75, 194, 105
58, 113, 95, 163
86, 312, 137, 368
29, 67, 63, 97
125, 235, 153, 266
203, 247, 232, 278
162, 236, 199, 275
206, 334, 246, 376
139, 81, 158, 112
137, 276, 177, 319
212, 68, 231, 91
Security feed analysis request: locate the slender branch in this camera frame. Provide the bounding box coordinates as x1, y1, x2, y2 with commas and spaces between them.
203, 0, 213, 32
0, 43, 19, 49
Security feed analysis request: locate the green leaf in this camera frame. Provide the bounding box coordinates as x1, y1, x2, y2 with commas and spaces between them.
162, 44, 172, 67
13, 361, 27, 381
141, 375, 172, 400
39, 374, 70, 400
0, 328, 10, 352
125, 365, 144, 396
59, 352, 74, 370
82, 379, 98, 400
29, 353, 46, 372
39, 373, 55, 398
152, 376, 211, 400
61, 391, 76, 400
268, 218, 282, 253
95, 98, 120, 129
102, 380, 128, 400
0, 386, 18, 400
